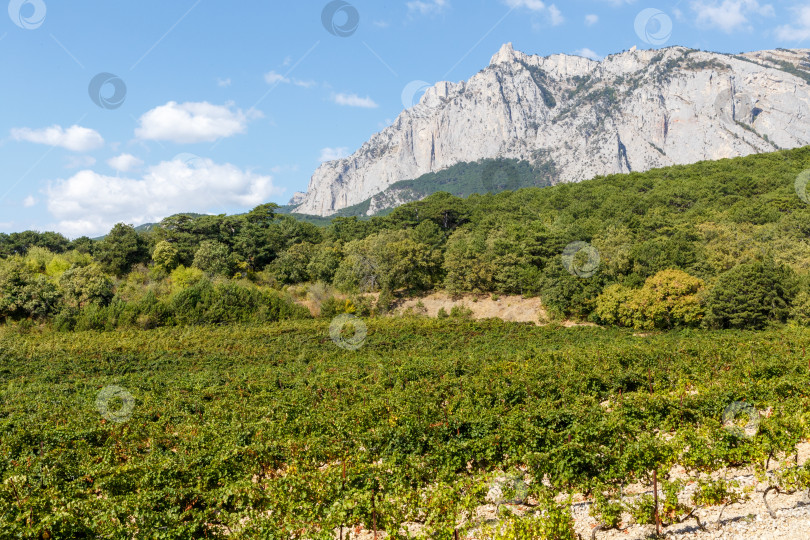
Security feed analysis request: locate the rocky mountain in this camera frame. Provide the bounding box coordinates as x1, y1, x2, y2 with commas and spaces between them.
292, 44, 810, 217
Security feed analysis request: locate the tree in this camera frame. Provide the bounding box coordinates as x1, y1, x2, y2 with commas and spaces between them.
443, 228, 494, 294
594, 283, 635, 327
0, 258, 62, 320
152, 241, 181, 272
271, 243, 314, 284
334, 230, 441, 294
306, 242, 343, 283
59, 265, 114, 307
705, 260, 798, 329
96, 223, 149, 276
153, 214, 201, 266
192, 241, 234, 277
69, 236, 96, 255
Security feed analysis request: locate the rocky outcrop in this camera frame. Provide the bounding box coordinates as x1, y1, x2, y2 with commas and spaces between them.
292, 45, 810, 216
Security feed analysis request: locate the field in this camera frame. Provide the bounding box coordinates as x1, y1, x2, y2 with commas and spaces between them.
2, 318, 810, 538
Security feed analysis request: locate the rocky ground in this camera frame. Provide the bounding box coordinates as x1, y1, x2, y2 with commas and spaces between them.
334, 445, 810, 539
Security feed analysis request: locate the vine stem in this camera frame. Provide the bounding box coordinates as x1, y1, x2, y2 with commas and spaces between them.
763, 486, 779, 518
653, 469, 661, 536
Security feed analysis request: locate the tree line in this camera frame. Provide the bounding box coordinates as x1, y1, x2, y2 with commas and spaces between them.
2, 145, 810, 330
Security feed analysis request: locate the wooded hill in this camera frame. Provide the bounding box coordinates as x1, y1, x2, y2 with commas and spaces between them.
2, 146, 810, 330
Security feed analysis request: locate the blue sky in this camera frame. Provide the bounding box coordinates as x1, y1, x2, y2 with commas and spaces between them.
1, 0, 809, 237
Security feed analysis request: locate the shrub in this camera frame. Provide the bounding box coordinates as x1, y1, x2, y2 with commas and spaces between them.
0, 259, 62, 321
705, 260, 797, 329
59, 265, 114, 307
320, 297, 356, 319
595, 269, 705, 329
170, 265, 205, 291
170, 279, 308, 326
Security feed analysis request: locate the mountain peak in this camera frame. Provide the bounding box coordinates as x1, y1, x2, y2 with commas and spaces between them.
294, 47, 810, 217
490, 42, 522, 65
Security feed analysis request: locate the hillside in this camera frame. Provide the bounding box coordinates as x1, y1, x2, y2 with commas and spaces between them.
2, 145, 810, 333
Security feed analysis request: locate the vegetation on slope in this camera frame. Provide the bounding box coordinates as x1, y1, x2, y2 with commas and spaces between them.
1, 146, 810, 331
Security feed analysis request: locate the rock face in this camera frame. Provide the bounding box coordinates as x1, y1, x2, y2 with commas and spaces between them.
293, 44, 810, 216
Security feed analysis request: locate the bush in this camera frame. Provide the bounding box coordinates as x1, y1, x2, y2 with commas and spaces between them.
170, 279, 308, 326
596, 269, 705, 329
0, 259, 62, 321
319, 296, 356, 319
170, 265, 205, 291
789, 289, 810, 325
59, 265, 114, 307
705, 260, 798, 329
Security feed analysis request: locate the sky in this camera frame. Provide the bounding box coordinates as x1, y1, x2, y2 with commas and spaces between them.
1, 0, 809, 238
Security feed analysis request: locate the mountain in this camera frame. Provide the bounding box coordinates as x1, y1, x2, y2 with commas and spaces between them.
291, 45, 810, 217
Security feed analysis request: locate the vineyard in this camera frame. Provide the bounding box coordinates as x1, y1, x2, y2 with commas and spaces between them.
1, 318, 809, 538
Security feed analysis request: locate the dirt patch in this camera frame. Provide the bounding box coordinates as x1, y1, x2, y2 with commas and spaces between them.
393, 292, 595, 328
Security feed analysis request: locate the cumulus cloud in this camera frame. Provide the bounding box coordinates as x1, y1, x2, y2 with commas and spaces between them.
690, 0, 774, 33
11, 125, 104, 152
585, 14, 599, 26
502, 0, 564, 25
23, 196, 37, 208
46, 158, 281, 237
407, 0, 448, 16
319, 147, 349, 162
107, 153, 144, 173
332, 93, 379, 108
775, 5, 810, 41
135, 101, 256, 144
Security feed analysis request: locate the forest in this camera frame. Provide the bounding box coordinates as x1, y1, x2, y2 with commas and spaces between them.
1, 146, 810, 331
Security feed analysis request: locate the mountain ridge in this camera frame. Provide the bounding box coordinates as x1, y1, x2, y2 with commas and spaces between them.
291, 44, 810, 217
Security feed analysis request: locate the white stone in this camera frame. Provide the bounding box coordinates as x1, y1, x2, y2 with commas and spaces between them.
292, 45, 810, 216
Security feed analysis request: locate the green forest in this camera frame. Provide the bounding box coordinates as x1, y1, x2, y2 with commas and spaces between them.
2, 146, 810, 332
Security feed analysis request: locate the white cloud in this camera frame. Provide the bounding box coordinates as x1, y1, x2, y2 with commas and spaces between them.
407, 0, 448, 16
217, 78, 232, 88
373, 20, 391, 28
11, 125, 104, 152
502, 0, 564, 25
265, 70, 290, 85
690, 0, 774, 33
265, 70, 317, 89
23, 196, 37, 208
319, 147, 349, 162
107, 153, 144, 173
293, 79, 317, 88
332, 93, 379, 108
135, 101, 255, 144
46, 158, 281, 237
776, 5, 810, 41
573, 48, 602, 61
585, 14, 599, 26
548, 4, 563, 25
